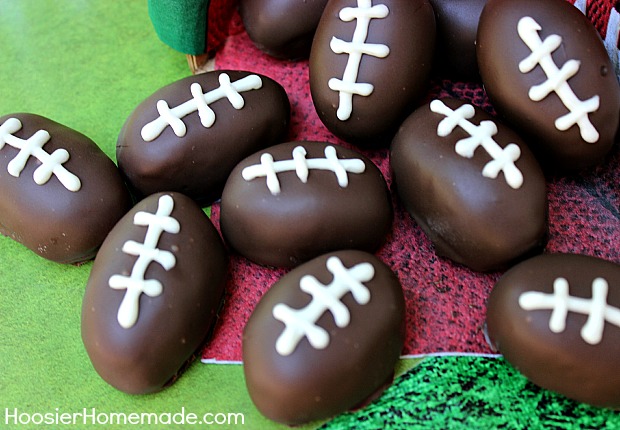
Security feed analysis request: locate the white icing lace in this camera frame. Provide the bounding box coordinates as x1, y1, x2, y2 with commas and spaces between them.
517, 16, 600, 143
109, 194, 180, 329
430, 100, 523, 189
519, 277, 619, 345
141, 73, 263, 141
241, 145, 366, 195
328, 0, 390, 121
272, 256, 374, 356
0, 117, 81, 191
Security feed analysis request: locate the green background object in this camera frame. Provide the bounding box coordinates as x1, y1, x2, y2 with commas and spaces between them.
147, 0, 210, 55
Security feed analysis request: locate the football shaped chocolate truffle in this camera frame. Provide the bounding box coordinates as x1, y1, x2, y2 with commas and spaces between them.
486, 253, 620, 408
243, 250, 405, 424
477, 0, 620, 171
220, 141, 393, 267
117, 70, 290, 206
391, 98, 547, 272
81, 192, 228, 394
239, 0, 328, 59
0, 113, 132, 263
310, 0, 435, 146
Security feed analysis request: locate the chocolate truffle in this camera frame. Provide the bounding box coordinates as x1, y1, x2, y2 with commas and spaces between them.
309, 0, 436, 146
486, 253, 620, 408
220, 141, 393, 267
239, 0, 328, 59
81, 192, 228, 394
0, 113, 132, 264
391, 98, 547, 272
429, 0, 487, 81
477, 0, 620, 171
243, 250, 405, 425
117, 70, 290, 206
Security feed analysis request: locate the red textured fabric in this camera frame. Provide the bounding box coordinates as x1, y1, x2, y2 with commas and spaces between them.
205, 0, 237, 55
201, 2, 620, 362
583, 0, 616, 39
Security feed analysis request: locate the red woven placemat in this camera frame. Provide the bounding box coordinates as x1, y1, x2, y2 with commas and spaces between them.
201, 3, 620, 363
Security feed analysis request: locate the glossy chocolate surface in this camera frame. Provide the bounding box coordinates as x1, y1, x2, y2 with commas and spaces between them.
239, 0, 328, 59
220, 141, 393, 267
0, 113, 132, 263
430, 0, 487, 81
243, 250, 405, 424
310, 0, 435, 146
81, 192, 228, 394
117, 70, 290, 206
477, 0, 620, 171
391, 98, 547, 272
486, 253, 620, 408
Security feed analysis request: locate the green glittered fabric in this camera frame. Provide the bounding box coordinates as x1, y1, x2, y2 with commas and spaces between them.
322, 356, 620, 429
147, 0, 210, 55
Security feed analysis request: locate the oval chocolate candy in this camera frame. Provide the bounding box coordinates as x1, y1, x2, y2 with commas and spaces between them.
0, 113, 132, 264
239, 0, 328, 59
116, 70, 290, 206
309, 0, 436, 146
81, 192, 228, 394
220, 141, 393, 267
243, 250, 405, 425
477, 0, 620, 171
486, 253, 620, 408
390, 98, 547, 272
429, 0, 487, 81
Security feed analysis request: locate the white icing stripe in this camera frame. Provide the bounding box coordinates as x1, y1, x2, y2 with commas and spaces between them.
272, 256, 374, 356
430, 100, 523, 189
241, 145, 366, 195
0, 117, 81, 192
517, 16, 600, 143
109, 195, 181, 329
519, 277, 620, 345
191, 82, 215, 128
328, 0, 390, 121
140, 73, 263, 141
292, 146, 309, 183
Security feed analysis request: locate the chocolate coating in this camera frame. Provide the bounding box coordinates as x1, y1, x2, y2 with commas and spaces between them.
0, 113, 132, 264
486, 253, 620, 408
239, 0, 328, 59
477, 0, 620, 172
243, 250, 405, 425
430, 0, 487, 81
309, 0, 435, 146
117, 70, 290, 206
220, 141, 393, 267
81, 192, 228, 394
391, 98, 547, 272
